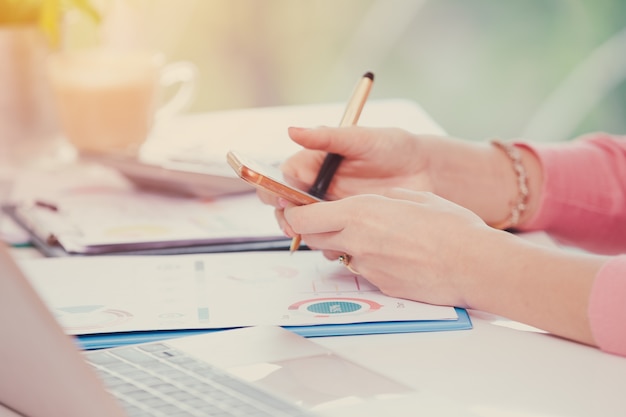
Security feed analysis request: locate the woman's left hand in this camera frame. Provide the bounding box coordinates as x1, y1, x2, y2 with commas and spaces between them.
281, 188, 495, 308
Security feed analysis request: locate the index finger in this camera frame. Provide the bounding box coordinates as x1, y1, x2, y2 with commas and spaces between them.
288, 126, 377, 158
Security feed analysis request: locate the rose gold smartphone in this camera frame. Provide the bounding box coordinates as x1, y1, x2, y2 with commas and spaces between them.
226, 151, 322, 205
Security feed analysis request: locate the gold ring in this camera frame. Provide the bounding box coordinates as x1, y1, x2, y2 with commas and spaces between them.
338, 254, 361, 275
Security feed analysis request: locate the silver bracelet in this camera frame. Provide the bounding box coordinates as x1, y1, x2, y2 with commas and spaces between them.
490, 141, 529, 230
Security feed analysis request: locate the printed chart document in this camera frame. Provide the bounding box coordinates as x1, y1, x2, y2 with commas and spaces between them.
3, 163, 289, 255
18, 251, 471, 349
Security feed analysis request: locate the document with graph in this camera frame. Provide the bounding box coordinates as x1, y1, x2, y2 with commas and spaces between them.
18, 251, 472, 348
2, 162, 289, 256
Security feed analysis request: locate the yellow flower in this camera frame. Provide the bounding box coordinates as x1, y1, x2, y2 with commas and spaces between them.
0, 0, 100, 47
0, 0, 40, 24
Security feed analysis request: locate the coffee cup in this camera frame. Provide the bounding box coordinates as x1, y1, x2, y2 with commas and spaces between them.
47, 48, 196, 156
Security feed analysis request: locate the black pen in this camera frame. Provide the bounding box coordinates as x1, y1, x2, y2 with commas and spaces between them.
290, 71, 374, 252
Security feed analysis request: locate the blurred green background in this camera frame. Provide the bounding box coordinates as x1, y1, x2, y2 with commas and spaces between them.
74, 0, 626, 142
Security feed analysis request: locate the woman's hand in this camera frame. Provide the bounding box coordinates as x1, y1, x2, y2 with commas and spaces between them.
282, 126, 435, 198
258, 125, 542, 228
257, 126, 435, 206
279, 187, 604, 349
281, 188, 494, 308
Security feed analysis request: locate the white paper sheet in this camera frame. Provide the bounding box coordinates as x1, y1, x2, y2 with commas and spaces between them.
19, 251, 458, 335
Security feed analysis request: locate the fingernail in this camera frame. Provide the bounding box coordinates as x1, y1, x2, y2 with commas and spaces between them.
278, 198, 290, 208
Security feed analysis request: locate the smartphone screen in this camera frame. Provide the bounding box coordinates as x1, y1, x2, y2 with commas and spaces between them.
226, 151, 322, 205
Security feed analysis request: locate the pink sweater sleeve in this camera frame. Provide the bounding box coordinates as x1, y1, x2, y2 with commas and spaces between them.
588, 256, 626, 356
519, 133, 626, 254
519, 133, 626, 356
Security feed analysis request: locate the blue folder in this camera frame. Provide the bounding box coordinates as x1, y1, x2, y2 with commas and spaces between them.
76, 307, 472, 350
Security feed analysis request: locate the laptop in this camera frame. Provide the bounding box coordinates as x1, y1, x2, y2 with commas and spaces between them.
0, 244, 473, 417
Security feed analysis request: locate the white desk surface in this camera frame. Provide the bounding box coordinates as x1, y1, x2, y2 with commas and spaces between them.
314, 310, 626, 417
5, 101, 626, 417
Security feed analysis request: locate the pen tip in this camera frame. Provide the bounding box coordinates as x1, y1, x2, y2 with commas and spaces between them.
363, 71, 374, 81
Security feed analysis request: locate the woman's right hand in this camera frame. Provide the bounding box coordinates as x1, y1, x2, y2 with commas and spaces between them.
259, 126, 437, 206
259, 125, 542, 229
288, 125, 440, 198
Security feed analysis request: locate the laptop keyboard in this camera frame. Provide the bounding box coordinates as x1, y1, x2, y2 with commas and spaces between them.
85, 343, 312, 417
